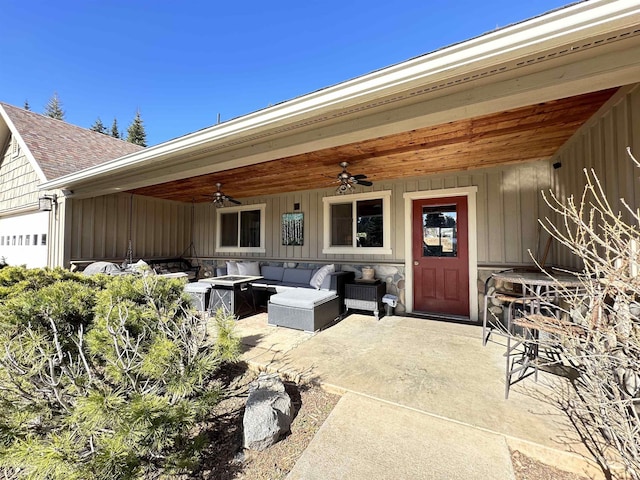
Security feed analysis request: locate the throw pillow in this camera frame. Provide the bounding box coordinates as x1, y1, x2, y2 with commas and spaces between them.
310, 264, 335, 289
237, 261, 260, 276
226, 260, 239, 275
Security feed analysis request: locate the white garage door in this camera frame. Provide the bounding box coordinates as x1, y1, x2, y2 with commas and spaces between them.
0, 211, 49, 268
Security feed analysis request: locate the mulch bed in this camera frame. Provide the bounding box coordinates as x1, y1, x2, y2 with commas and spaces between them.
192, 362, 340, 480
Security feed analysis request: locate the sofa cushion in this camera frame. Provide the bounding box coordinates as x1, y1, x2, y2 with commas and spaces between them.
226, 261, 239, 275
261, 265, 285, 281
216, 267, 228, 277
310, 264, 335, 289
238, 261, 260, 276
269, 288, 337, 309
282, 268, 314, 285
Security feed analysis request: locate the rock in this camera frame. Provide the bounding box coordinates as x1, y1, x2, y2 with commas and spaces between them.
243, 373, 293, 451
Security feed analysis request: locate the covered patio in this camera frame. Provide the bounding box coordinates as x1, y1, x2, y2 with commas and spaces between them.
38, 1, 640, 324
227, 312, 603, 478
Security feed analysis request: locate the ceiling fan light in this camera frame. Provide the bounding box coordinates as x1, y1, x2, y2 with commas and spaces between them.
336, 183, 349, 194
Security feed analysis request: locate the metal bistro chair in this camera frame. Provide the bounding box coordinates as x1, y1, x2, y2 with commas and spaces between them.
504, 302, 586, 399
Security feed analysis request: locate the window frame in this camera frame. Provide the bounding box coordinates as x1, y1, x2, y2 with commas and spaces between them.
322, 190, 392, 255
215, 203, 266, 253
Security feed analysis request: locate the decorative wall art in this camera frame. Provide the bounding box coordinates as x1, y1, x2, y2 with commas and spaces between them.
282, 213, 304, 246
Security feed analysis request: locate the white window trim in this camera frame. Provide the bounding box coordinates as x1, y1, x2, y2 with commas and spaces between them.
215, 203, 266, 253
322, 190, 392, 255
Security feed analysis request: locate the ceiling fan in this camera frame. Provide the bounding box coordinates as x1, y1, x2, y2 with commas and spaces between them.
333, 162, 373, 194
207, 183, 241, 207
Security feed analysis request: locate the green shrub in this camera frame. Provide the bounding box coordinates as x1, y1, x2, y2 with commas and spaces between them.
0, 268, 240, 479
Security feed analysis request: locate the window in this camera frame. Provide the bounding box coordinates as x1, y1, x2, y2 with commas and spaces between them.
33, 234, 38, 245
422, 204, 458, 258
41, 234, 47, 246
12, 236, 16, 246
0, 237, 3, 246
323, 191, 392, 254
25, 235, 30, 246
215, 204, 266, 253
18, 235, 23, 246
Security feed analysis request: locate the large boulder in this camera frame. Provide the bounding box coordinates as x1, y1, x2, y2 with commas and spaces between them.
243, 373, 293, 451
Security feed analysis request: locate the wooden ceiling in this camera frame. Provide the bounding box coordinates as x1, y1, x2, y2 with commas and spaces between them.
129, 89, 615, 203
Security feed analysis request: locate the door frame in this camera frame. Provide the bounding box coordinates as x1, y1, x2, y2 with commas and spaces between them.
403, 187, 478, 321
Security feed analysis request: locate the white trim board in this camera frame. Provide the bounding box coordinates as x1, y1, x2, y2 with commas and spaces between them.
403, 187, 479, 322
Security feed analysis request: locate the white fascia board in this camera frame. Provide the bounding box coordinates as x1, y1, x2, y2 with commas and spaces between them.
40, 0, 640, 191
0, 105, 48, 183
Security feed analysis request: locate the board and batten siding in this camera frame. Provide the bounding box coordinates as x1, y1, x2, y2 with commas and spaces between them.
549, 84, 640, 270
0, 136, 41, 212
192, 160, 552, 266
66, 193, 191, 262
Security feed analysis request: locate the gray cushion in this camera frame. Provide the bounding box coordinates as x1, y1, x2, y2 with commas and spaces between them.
282, 268, 314, 284
310, 264, 335, 289
261, 265, 284, 281
238, 261, 260, 276
269, 288, 337, 309
226, 261, 239, 275
184, 282, 211, 293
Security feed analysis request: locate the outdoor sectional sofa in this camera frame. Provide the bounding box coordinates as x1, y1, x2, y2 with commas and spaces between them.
219, 261, 354, 332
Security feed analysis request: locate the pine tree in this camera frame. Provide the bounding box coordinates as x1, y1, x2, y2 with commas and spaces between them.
90, 117, 107, 134
44, 92, 65, 120
23, 100, 30, 111
111, 118, 120, 139
126, 110, 147, 147
0, 268, 239, 478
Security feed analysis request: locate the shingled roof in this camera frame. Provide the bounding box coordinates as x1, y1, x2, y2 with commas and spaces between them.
0, 102, 144, 181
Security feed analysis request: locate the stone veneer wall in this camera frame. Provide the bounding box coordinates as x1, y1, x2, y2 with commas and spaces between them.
198, 260, 406, 314
477, 268, 527, 327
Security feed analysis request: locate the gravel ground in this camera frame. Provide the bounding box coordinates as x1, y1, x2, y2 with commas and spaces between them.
194, 362, 594, 480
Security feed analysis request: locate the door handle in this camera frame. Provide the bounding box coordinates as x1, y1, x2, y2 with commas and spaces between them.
414, 261, 419, 266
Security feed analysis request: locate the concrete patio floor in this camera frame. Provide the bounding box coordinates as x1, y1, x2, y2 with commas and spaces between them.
231, 312, 603, 479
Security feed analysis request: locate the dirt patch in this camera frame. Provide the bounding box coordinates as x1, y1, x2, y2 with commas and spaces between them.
193, 362, 340, 480
511, 450, 592, 480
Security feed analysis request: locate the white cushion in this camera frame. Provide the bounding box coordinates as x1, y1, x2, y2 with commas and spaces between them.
237, 261, 260, 276
226, 260, 239, 275
309, 264, 335, 289
269, 288, 337, 309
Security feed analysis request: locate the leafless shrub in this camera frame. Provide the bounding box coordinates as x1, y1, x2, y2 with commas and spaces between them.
536, 148, 640, 479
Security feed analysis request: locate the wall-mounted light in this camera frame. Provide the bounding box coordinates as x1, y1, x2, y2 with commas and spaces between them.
553, 162, 562, 169
38, 194, 57, 212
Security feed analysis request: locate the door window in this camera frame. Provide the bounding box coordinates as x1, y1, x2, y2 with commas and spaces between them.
422, 205, 457, 257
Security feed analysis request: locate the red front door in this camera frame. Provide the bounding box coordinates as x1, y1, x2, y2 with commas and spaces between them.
412, 196, 469, 317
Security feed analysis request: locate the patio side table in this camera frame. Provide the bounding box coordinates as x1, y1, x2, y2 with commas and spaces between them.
344, 280, 387, 320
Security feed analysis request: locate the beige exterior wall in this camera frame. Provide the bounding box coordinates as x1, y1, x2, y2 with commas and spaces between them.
191, 160, 552, 267
66, 193, 191, 263
0, 136, 41, 212
549, 84, 640, 269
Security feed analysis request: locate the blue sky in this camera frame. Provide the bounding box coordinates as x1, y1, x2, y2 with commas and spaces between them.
0, 0, 575, 146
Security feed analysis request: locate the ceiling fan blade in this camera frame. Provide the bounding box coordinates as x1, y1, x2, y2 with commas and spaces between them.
352, 174, 368, 180
357, 180, 373, 187
226, 196, 242, 205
